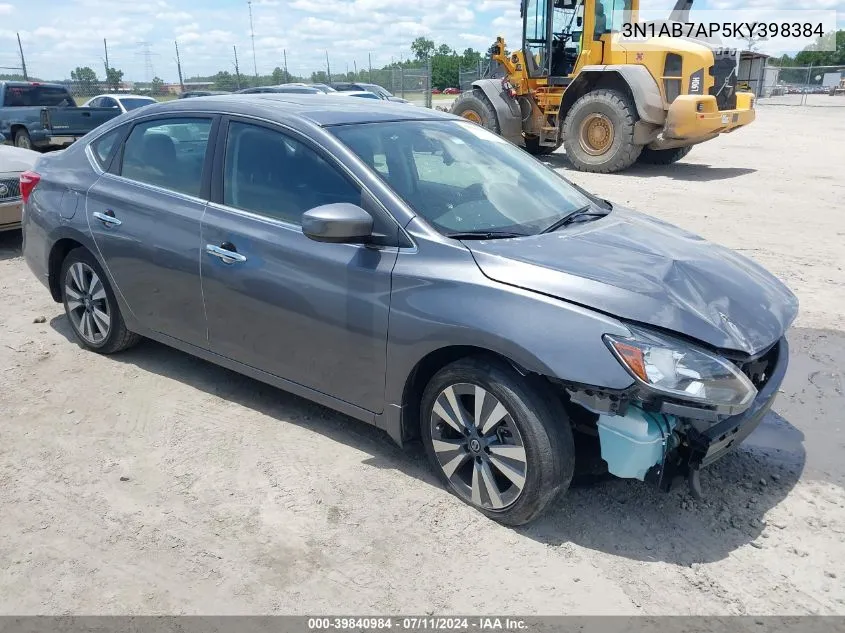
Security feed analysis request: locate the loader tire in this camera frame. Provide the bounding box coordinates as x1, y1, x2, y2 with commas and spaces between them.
524, 135, 561, 156
451, 89, 500, 134
562, 89, 642, 173
636, 145, 693, 165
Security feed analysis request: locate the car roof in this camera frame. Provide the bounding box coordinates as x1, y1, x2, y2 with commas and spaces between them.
127, 93, 453, 127
89, 94, 154, 100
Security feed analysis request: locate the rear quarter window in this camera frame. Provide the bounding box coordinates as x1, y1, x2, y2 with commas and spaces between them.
90, 126, 125, 170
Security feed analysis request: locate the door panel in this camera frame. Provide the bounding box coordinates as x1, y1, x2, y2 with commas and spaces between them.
84, 115, 216, 348
201, 209, 396, 412
86, 176, 208, 347
200, 119, 396, 413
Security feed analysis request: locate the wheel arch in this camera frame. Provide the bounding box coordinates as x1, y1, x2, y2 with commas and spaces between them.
47, 237, 87, 302
468, 79, 524, 145
562, 66, 666, 125
398, 345, 538, 444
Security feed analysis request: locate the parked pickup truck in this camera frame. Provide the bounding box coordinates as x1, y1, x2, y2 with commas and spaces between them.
0, 81, 122, 151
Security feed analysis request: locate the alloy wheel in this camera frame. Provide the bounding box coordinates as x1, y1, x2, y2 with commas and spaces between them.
65, 262, 111, 345
429, 383, 528, 511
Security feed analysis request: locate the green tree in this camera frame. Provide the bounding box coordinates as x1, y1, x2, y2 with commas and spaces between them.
70, 66, 98, 95
151, 76, 165, 95
271, 66, 285, 84
212, 71, 237, 91
411, 37, 435, 61
311, 70, 329, 84
105, 67, 123, 92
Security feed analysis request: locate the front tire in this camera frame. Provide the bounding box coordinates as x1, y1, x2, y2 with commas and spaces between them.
562, 89, 642, 173
451, 89, 500, 134
421, 356, 575, 526
14, 129, 33, 150
61, 248, 140, 354
636, 145, 693, 165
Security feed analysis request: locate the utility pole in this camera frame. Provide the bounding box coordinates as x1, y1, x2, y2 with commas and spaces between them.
368, 53, 372, 82
325, 50, 332, 83
17, 33, 28, 80
103, 38, 110, 80
283, 49, 289, 82
233, 45, 242, 90
353, 60, 357, 80
175, 40, 185, 93
248, 0, 258, 81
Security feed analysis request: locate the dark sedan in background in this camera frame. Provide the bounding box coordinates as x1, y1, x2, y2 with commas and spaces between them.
20, 95, 797, 525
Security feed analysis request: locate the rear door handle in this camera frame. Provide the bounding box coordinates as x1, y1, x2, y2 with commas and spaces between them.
92, 210, 121, 227
206, 243, 247, 264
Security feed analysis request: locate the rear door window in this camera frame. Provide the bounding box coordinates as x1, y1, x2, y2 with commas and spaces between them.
119, 117, 213, 197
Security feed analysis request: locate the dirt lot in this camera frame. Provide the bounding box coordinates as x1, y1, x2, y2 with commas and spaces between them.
1, 104, 844, 616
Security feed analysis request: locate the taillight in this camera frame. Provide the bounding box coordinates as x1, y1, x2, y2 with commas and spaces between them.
19, 171, 41, 202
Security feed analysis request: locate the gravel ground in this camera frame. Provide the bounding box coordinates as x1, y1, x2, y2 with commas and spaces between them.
0, 104, 843, 615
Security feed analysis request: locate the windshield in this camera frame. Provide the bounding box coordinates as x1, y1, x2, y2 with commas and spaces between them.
120, 98, 156, 110
332, 120, 592, 236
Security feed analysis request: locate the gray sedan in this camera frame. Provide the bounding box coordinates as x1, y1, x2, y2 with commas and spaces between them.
20, 95, 798, 525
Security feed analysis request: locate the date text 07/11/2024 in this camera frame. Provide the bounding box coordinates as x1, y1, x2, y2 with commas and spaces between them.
307, 617, 529, 630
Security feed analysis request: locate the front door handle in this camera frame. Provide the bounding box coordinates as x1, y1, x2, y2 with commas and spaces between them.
205, 243, 247, 265
92, 210, 121, 227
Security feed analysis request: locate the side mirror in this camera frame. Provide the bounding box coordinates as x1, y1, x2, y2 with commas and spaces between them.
302, 203, 374, 244
577, 16, 583, 27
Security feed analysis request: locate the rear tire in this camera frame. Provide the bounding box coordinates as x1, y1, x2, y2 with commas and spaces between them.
562, 89, 642, 173
636, 145, 693, 165
61, 248, 140, 355
451, 89, 500, 134
420, 356, 575, 526
14, 129, 33, 150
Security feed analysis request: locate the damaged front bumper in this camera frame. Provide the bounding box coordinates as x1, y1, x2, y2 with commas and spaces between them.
653, 337, 789, 494
566, 336, 789, 496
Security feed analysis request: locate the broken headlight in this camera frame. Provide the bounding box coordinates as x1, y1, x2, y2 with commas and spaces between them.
604, 326, 757, 409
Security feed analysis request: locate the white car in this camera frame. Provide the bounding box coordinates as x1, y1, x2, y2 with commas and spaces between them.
0, 141, 39, 232
81, 94, 157, 113
330, 90, 383, 101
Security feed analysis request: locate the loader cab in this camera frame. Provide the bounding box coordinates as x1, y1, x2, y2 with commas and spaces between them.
520, 0, 637, 81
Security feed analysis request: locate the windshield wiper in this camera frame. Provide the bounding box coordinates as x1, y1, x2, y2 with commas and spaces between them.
445, 230, 527, 240
541, 205, 610, 234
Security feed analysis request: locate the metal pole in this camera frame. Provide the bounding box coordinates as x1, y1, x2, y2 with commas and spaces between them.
804, 63, 813, 106
426, 54, 432, 108
369, 53, 372, 82
17, 33, 28, 80
175, 41, 185, 93
103, 38, 110, 82
326, 50, 332, 83
248, 1, 258, 82
283, 49, 288, 82
234, 45, 242, 90
400, 66, 405, 99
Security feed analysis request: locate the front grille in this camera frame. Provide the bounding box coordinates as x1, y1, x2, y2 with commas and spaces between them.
0, 177, 21, 201
735, 341, 780, 391
709, 51, 738, 110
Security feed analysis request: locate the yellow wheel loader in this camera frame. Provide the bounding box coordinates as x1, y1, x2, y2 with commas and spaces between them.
451, 0, 756, 172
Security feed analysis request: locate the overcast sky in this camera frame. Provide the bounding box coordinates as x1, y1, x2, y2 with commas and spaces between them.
0, 0, 842, 82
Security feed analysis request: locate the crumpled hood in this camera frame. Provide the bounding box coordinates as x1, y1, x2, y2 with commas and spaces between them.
467, 206, 799, 356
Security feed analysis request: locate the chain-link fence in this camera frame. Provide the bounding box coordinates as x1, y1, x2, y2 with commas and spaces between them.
56, 63, 436, 108
758, 65, 845, 107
